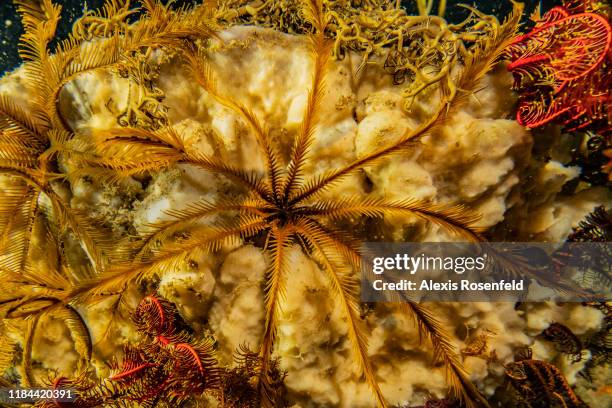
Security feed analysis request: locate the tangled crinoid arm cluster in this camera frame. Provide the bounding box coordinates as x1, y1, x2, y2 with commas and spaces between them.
0, 0, 556, 407
218, 0, 523, 110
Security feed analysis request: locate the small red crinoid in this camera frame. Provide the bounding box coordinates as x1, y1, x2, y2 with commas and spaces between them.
506, 0, 611, 137
46, 295, 221, 408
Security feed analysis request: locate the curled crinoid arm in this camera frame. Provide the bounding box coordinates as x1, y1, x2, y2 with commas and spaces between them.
133, 294, 189, 342
505, 357, 588, 408
215, 344, 285, 408
510, 12, 611, 83
515, 93, 572, 129
579, 306, 612, 382
41, 373, 96, 408
506, 1, 611, 134
15, 0, 218, 135
567, 206, 612, 242
168, 338, 222, 398
461, 327, 497, 362
132, 295, 221, 389
72, 0, 137, 41
108, 345, 156, 384
541, 323, 583, 363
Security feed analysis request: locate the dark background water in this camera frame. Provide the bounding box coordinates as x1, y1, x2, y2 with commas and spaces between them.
0, 0, 560, 74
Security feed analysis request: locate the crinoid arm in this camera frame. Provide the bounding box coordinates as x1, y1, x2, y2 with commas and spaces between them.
0, 183, 40, 273
400, 302, 490, 408
281, 0, 332, 204
294, 217, 387, 407
296, 198, 489, 407
82, 125, 275, 200
306, 196, 485, 241
258, 224, 293, 407
0, 235, 94, 390
184, 49, 282, 200
70, 215, 268, 301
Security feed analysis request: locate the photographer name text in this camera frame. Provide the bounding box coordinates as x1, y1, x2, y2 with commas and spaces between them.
369, 253, 524, 293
